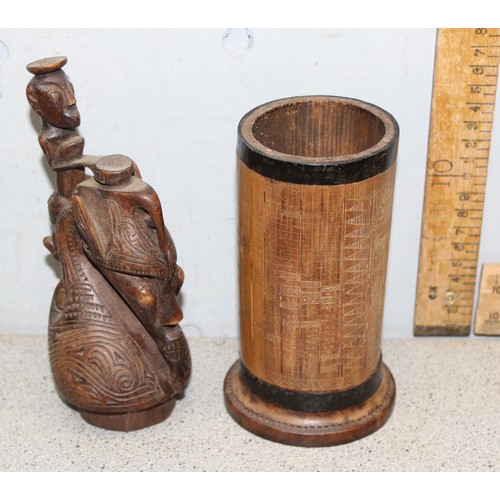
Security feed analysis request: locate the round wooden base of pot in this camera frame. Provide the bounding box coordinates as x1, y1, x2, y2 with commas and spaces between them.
224, 361, 395, 447
78, 398, 176, 432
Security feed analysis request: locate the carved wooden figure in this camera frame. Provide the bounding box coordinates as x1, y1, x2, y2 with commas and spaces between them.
224, 96, 398, 446
27, 56, 190, 431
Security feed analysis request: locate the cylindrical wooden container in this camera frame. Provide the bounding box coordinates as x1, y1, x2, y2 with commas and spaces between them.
224, 96, 398, 446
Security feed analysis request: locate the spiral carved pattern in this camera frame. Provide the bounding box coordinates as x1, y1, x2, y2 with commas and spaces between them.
48, 217, 169, 413
49, 321, 166, 412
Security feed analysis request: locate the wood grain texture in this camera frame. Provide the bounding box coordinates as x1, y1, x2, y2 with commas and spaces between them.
415, 28, 500, 336
224, 360, 395, 447
238, 159, 396, 392
225, 96, 398, 446
27, 56, 191, 431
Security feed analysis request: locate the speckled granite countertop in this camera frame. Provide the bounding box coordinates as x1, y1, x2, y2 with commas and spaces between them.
0, 336, 498, 471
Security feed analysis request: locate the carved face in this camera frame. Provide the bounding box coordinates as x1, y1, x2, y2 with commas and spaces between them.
118, 272, 184, 328
27, 70, 81, 129
72, 185, 185, 335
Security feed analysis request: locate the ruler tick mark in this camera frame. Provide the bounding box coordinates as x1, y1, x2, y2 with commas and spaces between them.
415, 29, 498, 337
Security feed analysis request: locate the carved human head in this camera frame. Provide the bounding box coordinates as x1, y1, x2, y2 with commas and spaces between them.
26, 56, 81, 130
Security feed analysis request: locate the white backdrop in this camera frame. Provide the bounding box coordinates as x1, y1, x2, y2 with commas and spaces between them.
1, 28, 499, 338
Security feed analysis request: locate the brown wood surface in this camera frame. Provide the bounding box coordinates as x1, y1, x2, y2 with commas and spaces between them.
26, 56, 190, 431
224, 360, 395, 447
225, 96, 398, 446
415, 28, 499, 336
79, 399, 176, 432
238, 159, 396, 393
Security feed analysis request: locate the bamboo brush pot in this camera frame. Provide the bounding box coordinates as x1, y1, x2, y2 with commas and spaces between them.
224, 96, 399, 446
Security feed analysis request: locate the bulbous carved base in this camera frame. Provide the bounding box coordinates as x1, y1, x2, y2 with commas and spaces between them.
224, 361, 396, 447
79, 398, 176, 431
47, 215, 190, 432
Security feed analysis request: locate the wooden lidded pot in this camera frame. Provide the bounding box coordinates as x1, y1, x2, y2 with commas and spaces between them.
224, 96, 399, 446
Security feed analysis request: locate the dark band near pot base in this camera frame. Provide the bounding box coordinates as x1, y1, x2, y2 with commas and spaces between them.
239, 358, 383, 413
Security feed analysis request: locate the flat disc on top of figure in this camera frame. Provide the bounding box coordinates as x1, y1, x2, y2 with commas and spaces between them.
93, 154, 135, 186
27, 56, 68, 75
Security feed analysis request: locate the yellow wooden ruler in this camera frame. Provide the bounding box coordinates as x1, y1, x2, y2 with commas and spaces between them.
474, 264, 500, 335
414, 28, 500, 336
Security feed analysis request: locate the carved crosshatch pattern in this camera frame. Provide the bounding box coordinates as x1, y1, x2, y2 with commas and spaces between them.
48, 208, 170, 412
238, 160, 395, 393
226, 95, 398, 446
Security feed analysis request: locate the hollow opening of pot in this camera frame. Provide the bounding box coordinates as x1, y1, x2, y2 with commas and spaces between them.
251, 100, 386, 159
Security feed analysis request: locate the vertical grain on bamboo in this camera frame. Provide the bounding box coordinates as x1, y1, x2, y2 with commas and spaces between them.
238, 160, 395, 392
